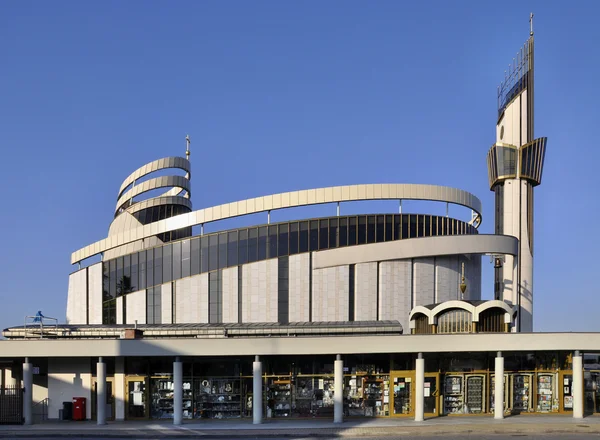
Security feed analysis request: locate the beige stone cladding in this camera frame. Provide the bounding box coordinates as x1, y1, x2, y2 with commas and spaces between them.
161, 282, 172, 324
379, 260, 412, 330
413, 258, 435, 306
66, 268, 87, 324
435, 256, 460, 303
288, 254, 310, 322
222, 266, 239, 323
242, 259, 278, 323
125, 289, 146, 324
174, 273, 208, 323
87, 262, 103, 324
355, 262, 378, 321
312, 265, 349, 322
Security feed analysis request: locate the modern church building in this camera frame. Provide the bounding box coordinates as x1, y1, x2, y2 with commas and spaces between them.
2, 28, 599, 426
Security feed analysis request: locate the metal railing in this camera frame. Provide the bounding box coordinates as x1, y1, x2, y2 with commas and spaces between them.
33, 397, 48, 422
0, 386, 24, 425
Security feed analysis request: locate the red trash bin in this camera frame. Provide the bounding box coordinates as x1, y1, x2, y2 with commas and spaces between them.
72, 397, 86, 421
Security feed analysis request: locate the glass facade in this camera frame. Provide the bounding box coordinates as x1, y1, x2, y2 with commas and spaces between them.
132, 204, 192, 243
102, 213, 478, 306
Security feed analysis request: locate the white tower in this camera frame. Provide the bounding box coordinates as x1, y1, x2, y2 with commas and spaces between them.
487, 17, 547, 332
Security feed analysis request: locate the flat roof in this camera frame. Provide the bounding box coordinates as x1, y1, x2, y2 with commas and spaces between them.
0, 332, 598, 359
2, 320, 403, 340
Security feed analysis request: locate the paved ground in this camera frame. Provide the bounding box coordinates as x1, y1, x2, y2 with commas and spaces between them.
3, 415, 600, 438
9, 437, 600, 440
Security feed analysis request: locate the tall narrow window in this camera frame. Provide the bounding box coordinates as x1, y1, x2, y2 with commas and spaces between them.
268, 225, 278, 258
190, 238, 200, 276
218, 233, 227, 269
348, 217, 357, 246
309, 220, 319, 251
227, 231, 238, 267
238, 229, 248, 265
278, 224, 289, 256
349, 264, 355, 321
163, 244, 173, 283
289, 223, 299, 255
339, 218, 348, 247
319, 219, 329, 250
248, 228, 258, 263
181, 239, 190, 278
172, 242, 182, 280
209, 270, 222, 323
278, 257, 289, 324
358, 216, 367, 244
258, 227, 268, 260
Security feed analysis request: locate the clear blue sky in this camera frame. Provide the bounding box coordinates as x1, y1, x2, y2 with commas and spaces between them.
0, 1, 598, 332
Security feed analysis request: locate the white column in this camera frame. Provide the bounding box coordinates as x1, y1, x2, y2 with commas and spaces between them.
573, 350, 583, 419
96, 357, 106, 425
114, 357, 125, 421
494, 352, 504, 420
414, 353, 424, 422
253, 356, 263, 424
173, 357, 183, 425
23, 358, 33, 425
334, 355, 343, 423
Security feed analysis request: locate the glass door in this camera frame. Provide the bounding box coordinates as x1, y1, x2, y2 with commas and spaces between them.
559, 371, 574, 413
391, 371, 413, 416
424, 373, 439, 416
126, 377, 148, 419
465, 374, 486, 414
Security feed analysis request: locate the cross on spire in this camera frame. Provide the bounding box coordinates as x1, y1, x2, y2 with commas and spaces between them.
530, 12, 534, 36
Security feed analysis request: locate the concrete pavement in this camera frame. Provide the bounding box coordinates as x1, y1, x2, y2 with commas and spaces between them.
2, 415, 600, 438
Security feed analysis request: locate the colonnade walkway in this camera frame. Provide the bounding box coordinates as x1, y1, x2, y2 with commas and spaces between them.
2, 415, 600, 438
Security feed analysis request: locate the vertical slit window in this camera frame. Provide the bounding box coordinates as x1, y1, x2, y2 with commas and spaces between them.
348, 216, 357, 245
238, 229, 248, 265
299, 221, 309, 252
376, 215, 385, 243
278, 224, 289, 256
130, 253, 138, 292
248, 228, 258, 263
385, 215, 393, 242
190, 238, 200, 276
278, 257, 289, 324
171, 242, 180, 281
425, 216, 431, 237
209, 234, 219, 271
258, 226, 268, 260
358, 216, 367, 244
329, 218, 338, 248
339, 217, 348, 247
227, 231, 238, 267
268, 225, 278, 259
163, 244, 173, 283
238, 266, 243, 323
138, 251, 146, 290
146, 249, 154, 288
394, 214, 401, 240
181, 239, 190, 278
367, 215, 376, 243
402, 215, 409, 239
409, 215, 417, 238
208, 270, 222, 324
349, 264, 355, 321
153, 247, 162, 285
319, 219, 329, 250
200, 236, 209, 273
218, 233, 227, 269
309, 220, 319, 251
290, 222, 300, 255
116, 258, 123, 296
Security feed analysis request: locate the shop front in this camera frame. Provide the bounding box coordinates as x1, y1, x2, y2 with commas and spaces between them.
113, 351, 582, 420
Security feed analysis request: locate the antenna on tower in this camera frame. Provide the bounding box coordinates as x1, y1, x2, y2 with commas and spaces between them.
529, 12, 534, 36
185, 134, 191, 160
